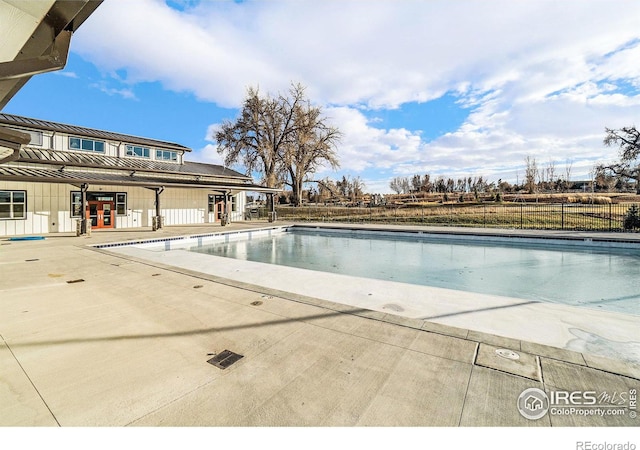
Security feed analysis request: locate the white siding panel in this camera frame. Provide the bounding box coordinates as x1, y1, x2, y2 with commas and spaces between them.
4, 219, 15, 236
57, 211, 70, 233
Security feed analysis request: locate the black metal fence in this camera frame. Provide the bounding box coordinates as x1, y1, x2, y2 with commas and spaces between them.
253, 202, 640, 232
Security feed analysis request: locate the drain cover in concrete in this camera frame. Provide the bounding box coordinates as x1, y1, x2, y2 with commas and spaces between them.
475, 344, 540, 381
207, 350, 244, 369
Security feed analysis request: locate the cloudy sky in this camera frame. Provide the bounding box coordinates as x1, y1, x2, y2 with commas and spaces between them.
5, 0, 640, 193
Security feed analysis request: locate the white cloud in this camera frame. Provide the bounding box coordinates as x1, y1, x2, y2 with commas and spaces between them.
73, 0, 640, 191
55, 71, 78, 79
90, 82, 137, 100
198, 143, 226, 166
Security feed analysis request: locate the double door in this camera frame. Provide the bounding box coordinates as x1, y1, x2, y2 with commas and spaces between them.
87, 201, 114, 229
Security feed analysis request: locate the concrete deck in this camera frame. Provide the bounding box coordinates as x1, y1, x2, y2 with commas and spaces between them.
1, 222, 639, 428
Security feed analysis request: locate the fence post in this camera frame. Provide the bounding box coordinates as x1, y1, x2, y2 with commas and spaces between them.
561, 203, 564, 230
609, 203, 612, 231
483, 204, 486, 228
520, 203, 523, 229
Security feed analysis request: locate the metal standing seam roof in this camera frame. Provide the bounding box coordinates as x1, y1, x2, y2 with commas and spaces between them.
0, 113, 280, 192
0, 165, 278, 193
0, 112, 191, 153
17, 147, 250, 179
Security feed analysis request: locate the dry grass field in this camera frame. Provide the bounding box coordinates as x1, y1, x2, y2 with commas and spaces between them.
273, 199, 640, 231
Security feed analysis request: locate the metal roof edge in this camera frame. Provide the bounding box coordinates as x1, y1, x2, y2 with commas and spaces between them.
0, 112, 191, 152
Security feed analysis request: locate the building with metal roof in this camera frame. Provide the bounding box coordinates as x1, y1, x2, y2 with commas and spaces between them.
0, 112, 279, 236
0, 1, 279, 236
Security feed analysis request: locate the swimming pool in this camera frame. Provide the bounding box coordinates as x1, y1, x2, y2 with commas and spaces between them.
180, 226, 640, 315
102, 225, 640, 364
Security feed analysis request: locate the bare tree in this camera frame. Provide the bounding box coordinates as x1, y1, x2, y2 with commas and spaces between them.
284, 96, 341, 206
316, 177, 338, 203
348, 176, 366, 202
215, 83, 341, 206
560, 159, 573, 192
594, 165, 617, 191
524, 156, 538, 194
411, 174, 422, 193
389, 176, 410, 194
215, 85, 298, 189
421, 174, 432, 192
600, 126, 640, 193
546, 160, 556, 190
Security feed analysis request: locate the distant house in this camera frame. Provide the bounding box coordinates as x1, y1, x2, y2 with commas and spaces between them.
0, 113, 277, 236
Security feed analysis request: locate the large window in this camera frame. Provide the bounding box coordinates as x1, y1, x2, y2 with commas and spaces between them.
0, 190, 26, 220
71, 192, 82, 217
156, 150, 178, 162
69, 136, 105, 153
116, 193, 127, 215
126, 145, 150, 158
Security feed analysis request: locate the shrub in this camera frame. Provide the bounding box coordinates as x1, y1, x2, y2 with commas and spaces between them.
579, 196, 612, 204
623, 205, 640, 230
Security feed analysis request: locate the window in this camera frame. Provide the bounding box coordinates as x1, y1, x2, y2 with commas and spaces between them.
126, 145, 150, 158
207, 194, 217, 213
26, 130, 43, 146
11, 128, 42, 146
69, 136, 105, 153
156, 150, 178, 162
116, 193, 127, 215
0, 190, 26, 220
71, 192, 82, 217
9, 128, 43, 146
231, 195, 237, 212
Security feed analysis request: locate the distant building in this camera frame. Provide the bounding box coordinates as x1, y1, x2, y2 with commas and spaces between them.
0, 113, 277, 236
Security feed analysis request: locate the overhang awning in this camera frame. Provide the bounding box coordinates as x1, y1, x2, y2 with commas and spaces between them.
0, 164, 281, 193
0, 0, 103, 109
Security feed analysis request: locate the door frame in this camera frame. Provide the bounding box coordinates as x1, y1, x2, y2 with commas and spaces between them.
87, 200, 115, 229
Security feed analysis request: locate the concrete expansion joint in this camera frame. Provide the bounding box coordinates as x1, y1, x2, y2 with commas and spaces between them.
0, 332, 61, 426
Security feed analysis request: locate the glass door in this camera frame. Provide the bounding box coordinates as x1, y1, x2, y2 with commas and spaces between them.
102, 202, 112, 227
86, 201, 115, 229
88, 202, 98, 228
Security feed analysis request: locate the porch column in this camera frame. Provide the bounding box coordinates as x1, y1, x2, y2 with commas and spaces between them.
269, 192, 277, 222
80, 183, 88, 235
153, 186, 164, 231
221, 191, 230, 226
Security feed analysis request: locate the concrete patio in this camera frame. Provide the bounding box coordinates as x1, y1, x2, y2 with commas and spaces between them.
1, 223, 638, 428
